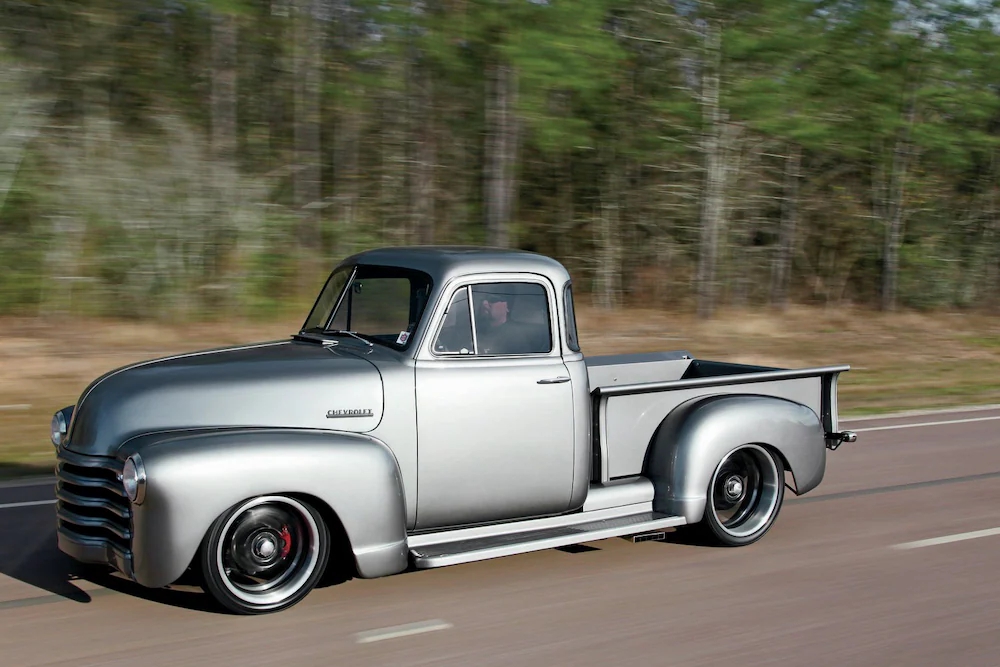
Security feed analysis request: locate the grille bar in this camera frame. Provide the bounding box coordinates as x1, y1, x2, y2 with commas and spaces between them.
57, 506, 132, 540
56, 466, 127, 497
55, 485, 129, 519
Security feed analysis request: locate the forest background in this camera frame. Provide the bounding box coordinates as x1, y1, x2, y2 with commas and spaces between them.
4, 0, 1000, 471
3, 0, 1000, 319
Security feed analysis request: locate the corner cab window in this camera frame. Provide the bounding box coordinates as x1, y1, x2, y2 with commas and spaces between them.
564, 282, 581, 352
302, 265, 432, 349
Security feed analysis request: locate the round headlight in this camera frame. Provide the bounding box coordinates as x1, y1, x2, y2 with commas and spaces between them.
50, 411, 67, 447
122, 455, 146, 504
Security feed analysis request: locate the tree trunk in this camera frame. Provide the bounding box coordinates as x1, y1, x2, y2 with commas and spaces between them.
483, 60, 518, 248
696, 19, 724, 318
556, 154, 573, 264
990, 212, 1000, 311
409, 63, 436, 245
594, 162, 623, 309
985, 171, 1000, 311
724, 127, 749, 308
210, 14, 238, 162
377, 74, 408, 246
293, 0, 322, 243
881, 102, 916, 312
771, 143, 801, 308
881, 143, 904, 312
412, 119, 436, 245
333, 105, 360, 249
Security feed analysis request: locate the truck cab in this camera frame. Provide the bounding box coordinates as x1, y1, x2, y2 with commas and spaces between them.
292, 247, 591, 531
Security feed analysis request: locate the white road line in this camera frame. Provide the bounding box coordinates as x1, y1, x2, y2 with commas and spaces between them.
0, 476, 54, 490
893, 527, 1000, 550
843, 403, 1000, 423
355, 619, 453, 644
0, 404, 31, 411
0, 499, 56, 510
853, 415, 1000, 433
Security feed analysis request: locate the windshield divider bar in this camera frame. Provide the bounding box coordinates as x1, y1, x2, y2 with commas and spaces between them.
325, 266, 357, 331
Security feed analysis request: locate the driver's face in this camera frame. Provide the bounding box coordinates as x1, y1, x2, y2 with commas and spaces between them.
482, 298, 508, 326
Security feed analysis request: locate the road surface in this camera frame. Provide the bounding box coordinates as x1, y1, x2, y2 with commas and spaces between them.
2, 406, 999, 666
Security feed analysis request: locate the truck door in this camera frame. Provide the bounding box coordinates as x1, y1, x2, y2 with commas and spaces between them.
414, 277, 575, 528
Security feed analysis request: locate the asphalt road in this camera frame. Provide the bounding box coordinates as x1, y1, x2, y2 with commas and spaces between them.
2, 405, 1000, 666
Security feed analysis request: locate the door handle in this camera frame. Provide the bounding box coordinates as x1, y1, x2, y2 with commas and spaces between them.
538, 376, 571, 384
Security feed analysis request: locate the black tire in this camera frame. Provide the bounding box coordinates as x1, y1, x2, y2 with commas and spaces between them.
698, 444, 785, 547
200, 495, 330, 614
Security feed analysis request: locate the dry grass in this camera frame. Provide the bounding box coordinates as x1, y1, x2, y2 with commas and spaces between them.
2, 305, 998, 478
581, 305, 1000, 413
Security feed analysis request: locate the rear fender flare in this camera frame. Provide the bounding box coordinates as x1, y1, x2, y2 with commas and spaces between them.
125, 429, 407, 588
644, 395, 825, 524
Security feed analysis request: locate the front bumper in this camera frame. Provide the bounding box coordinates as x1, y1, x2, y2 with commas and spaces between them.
57, 526, 134, 579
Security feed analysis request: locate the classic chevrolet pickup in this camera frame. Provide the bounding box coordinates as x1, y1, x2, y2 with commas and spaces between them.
50, 247, 855, 614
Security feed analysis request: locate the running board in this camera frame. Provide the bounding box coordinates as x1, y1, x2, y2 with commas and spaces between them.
409, 512, 686, 569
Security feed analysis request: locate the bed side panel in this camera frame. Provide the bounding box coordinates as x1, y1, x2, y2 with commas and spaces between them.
602, 376, 822, 479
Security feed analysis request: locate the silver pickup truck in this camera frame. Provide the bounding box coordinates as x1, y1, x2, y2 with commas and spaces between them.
49, 247, 855, 614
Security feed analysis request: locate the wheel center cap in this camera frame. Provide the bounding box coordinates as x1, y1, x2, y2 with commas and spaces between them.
725, 476, 744, 500
254, 536, 276, 559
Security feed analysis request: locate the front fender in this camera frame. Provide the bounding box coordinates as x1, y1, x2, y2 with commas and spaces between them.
124, 429, 407, 588
645, 395, 825, 524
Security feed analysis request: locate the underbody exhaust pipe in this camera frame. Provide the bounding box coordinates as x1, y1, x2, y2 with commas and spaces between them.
825, 431, 857, 451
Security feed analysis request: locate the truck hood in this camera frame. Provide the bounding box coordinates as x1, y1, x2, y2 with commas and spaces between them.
66, 340, 384, 457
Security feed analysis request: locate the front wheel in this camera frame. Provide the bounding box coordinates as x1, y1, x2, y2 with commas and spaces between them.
699, 444, 784, 546
200, 495, 330, 614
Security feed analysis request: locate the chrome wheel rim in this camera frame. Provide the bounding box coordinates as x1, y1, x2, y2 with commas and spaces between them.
216, 496, 320, 606
709, 445, 781, 538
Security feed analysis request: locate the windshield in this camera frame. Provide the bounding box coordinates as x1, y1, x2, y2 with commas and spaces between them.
301, 265, 433, 350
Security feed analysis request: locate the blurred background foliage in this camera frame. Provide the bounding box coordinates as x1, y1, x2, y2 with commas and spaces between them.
2, 0, 1000, 321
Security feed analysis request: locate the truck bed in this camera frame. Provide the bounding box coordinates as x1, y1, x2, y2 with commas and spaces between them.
586, 352, 848, 481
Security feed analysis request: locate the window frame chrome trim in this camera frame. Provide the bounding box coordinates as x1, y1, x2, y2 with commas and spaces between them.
424, 273, 559, 361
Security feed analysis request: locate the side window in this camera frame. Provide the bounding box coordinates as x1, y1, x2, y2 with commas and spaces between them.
564, 282, 581, 352
471, 282, 552, 355
433, 288, 474, 355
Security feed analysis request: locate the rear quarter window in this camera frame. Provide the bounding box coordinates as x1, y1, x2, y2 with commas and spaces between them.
564, 282, 581, 352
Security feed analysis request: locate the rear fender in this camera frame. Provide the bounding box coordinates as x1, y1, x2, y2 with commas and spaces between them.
124, 429, 407, 588
645, 395, 825, 524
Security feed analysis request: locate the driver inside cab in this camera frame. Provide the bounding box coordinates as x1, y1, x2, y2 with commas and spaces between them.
476, 289, 530, 355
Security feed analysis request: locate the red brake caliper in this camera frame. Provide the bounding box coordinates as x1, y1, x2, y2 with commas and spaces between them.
279, 525, 292, 558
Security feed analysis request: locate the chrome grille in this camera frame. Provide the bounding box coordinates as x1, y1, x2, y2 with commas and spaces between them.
56, 450, 132, 553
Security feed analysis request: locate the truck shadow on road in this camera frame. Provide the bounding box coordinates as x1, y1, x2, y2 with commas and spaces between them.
0, 504, 100, 603
1, 503, 356, 613
86, 571, 222, 613
0, 504, 223, 611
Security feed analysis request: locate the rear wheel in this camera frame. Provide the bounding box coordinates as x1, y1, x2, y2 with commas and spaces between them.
200, 495, 330, 614
699, 444, 784, 546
